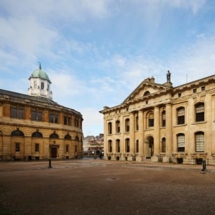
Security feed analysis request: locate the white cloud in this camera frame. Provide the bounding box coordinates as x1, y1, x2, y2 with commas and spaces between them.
169, 34, 215, 85
80, 107, 104, 136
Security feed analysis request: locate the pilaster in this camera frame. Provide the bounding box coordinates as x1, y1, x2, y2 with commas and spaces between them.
151, 106, 160, 162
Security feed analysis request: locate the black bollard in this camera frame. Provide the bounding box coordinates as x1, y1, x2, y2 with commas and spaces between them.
201, 160, 206, 171
49, 159, 52, 168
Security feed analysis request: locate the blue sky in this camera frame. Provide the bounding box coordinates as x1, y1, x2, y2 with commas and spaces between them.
0, 0, 215, 136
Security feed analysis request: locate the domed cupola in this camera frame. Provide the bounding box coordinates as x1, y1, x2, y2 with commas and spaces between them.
28, 63, 53, 99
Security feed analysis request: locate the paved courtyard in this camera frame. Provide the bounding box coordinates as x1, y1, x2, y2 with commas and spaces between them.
0, 159, 215, 215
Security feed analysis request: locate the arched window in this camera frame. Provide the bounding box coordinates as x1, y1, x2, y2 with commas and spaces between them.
116, 139, 120, 152
195, 132, 204, 152
161, 111, 166, 127
195, 103, 204, 122
64, 134, 71, 140
41, 82, 44, 90
50, 132, 59, 139
177, 107, 185, 124
148, 113, 154, 127
11, 129, 24, 137
32, 131, 43, 138
75, 136, 79, 141
144, 91, 150, 96
125, 118, 130, 132
161, 137, 166, 152
177, 134, 185, 152
108, 140, 112, 152
125, 138, 130, 152
116, 120, 120, 133
108, 122, 112, 134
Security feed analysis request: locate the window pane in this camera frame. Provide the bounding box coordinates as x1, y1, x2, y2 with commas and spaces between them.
196, 133, 204, 152
37, 112, 42, 121
55, 115, 58, 123
35, 144, 39, 152
49, 114, 53, 123
17, 109, 23, 119
15, 143, 20, 152
32, 111, 36, 120
178, 116, 185, 124
196, 112, 204, 122
149, 119, 154, 127
64, 116, 67, 125
11, 108, 17, 118
177, 135, 185, 147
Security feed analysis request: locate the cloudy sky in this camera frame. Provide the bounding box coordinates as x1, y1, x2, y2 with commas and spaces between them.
0, 0, 215, 136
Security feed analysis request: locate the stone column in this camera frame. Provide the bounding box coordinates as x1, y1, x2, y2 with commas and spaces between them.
128, 112, 135, 161
103, 116, 108, 160
151, 106, 160, 162
136, 110, 144, 161
163, 103, 172, 162
120, 115, 125, 161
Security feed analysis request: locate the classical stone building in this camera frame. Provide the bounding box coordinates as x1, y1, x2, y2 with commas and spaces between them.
0, 65, 83, 160
100, 72, 215, 165
83, 134, 104, 155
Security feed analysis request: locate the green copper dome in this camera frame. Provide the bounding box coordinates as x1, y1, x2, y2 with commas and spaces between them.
30, 63, 51, 82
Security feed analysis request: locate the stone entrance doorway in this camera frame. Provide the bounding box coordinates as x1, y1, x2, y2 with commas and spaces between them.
51, 148, 57, 158
146, 136, 154, 158
50, 145, 59, 158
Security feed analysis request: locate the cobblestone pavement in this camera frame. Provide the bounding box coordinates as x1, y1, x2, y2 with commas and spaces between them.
0, 159, 215, 215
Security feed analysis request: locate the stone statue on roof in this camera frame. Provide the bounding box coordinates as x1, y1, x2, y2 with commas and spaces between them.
167, 70, 171, 82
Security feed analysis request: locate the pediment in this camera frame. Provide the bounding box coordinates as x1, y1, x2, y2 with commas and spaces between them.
122, 77, 172, 104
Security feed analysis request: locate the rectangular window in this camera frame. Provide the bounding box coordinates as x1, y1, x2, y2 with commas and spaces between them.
196, 133, 204, 152
15, 143, 20, 152
38, 112, 42, 121
64, 116, 67, 125
201, 86, 205, 91
11, 107, 17, 118
11, 107, 24, 119
148, 119, 154, 127
17, 109, 23, 119
32, 111, 42, 121
177, 108, 185, 124
35, 143, 39, 152
116, 141, 120, 152
49, 113, 58, 123
117, 126, 120, 133
66, 145, 69, 152
178, 116, 185, 124
177, 135, 185, 152
196, 105, 204, 122
64, 116, 71, 125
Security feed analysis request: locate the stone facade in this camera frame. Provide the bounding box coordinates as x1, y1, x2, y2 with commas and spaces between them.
100, 72, 215, 165
0, 67, 83, 161
83, 134, 104, 155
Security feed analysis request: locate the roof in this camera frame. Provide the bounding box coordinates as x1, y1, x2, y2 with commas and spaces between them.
0, 88, 82, 117
29, 64, 51, 82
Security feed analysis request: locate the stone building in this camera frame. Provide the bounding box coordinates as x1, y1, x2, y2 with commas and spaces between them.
83, 134, 104, 155
0, 65, 83, 160
100, 71, 215, 165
